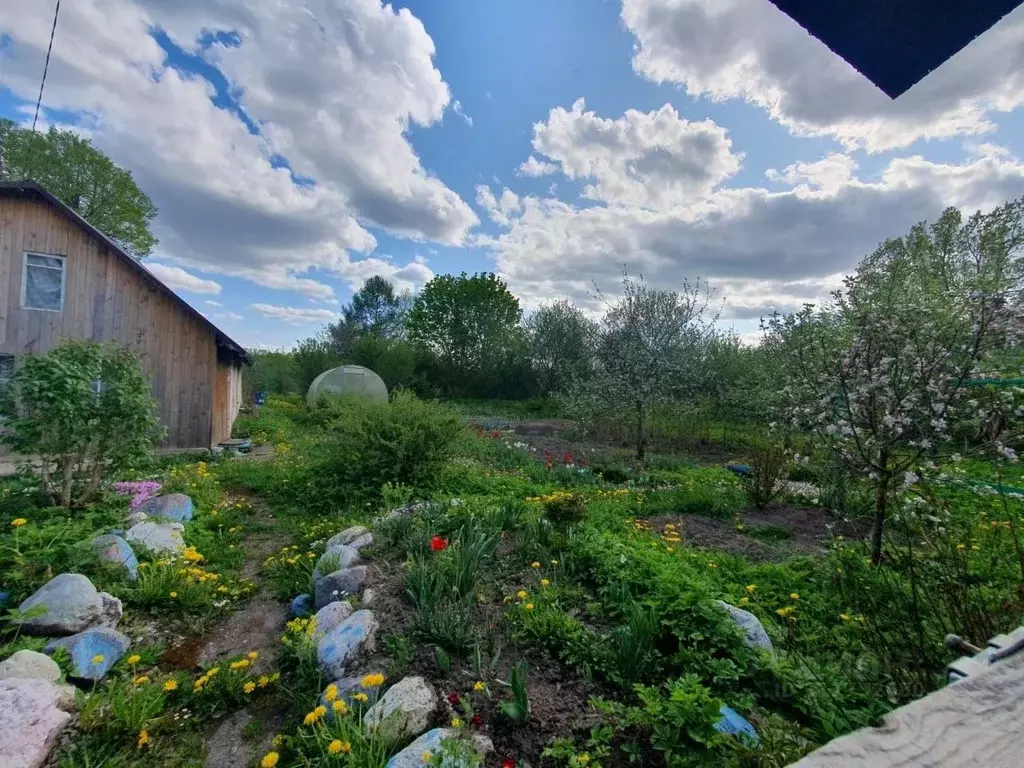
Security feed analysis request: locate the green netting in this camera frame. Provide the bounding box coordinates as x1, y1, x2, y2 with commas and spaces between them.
306, 365, 389, 405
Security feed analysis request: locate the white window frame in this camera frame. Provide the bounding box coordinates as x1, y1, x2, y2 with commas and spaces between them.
20, 251, 67, 312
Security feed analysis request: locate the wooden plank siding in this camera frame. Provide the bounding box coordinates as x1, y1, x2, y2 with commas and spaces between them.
0, 195, 225, 448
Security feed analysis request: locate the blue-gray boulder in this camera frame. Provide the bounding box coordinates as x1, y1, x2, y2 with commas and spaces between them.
714, 705, 758, 745
312, 601, 354, 641
45, 627, 130, 682
125, 521, 185, 555
291, 594, 314, 617
92, 535, 138, 580
713, 600, 773, 651
348, 533, 374, 552
385, 729, 492, 768
314, 566, 368, 610
312, 545, 360, 583
325, 526, 369, 549
138, 493, 193, 523
317, 610, 378, 679
18, 574, 122, 636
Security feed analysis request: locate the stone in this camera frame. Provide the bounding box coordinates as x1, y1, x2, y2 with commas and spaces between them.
138, 493, 194, 523
291, 593, 314, 617
726, 463, 753, 477
361, 588, 376, 607
316, 610, 378, 679
0, 591, 9, 607
319, 674, 384, 718
126, 521, 185, 555
364, 676, 439, 740
125, 511, 149, 527
92, 534, 139, 580
17, 574, 121, 636
45, 627, 130, 682
314, 566, 368, 610
312, 544, 360, 583
714, 600, 774, 651
348, 533, 374, 551
385, 729, 492, 768
0, 650, 61, 683
312, 601, 354, 641
0, 679, 73, 768
714, 704, 758, 745
325, 525, 369, 549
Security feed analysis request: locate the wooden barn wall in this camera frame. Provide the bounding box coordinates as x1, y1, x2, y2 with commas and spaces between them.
0, 197, 217, 448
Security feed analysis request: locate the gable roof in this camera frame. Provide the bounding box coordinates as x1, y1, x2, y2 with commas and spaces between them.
767, 0, 1021, 98
0, 180, 249, 364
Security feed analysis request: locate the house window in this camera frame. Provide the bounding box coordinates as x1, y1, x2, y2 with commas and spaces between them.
21, 252, 66, 311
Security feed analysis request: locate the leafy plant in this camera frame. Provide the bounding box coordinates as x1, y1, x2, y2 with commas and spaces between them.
498, 660, 531, 723
543, 492, 588, 525
632, 675, 730, 766
742, 435, 789, 509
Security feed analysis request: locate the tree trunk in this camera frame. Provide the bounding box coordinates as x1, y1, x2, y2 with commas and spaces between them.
635, 399, 646, 462
870, 479, 889, 566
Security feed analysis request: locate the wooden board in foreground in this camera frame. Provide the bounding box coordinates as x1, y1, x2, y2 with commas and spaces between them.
789, 652, 1024, 768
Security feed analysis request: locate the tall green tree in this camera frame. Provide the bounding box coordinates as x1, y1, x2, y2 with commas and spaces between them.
407, 272, 524, 396
525, 300, 597, 395
0, 120, 158, 257
327, 275, 411, 356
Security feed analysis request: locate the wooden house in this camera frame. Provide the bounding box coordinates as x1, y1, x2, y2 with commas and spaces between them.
0, 180, 249, 449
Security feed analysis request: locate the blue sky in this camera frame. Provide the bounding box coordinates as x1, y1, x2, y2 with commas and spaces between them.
2, 0, 1024, 348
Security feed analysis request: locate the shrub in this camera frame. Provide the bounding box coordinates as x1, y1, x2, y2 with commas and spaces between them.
310, 392, 462, 503
0, 341, 162, 507
743, 436, 789, 509
542, 492, 588, 525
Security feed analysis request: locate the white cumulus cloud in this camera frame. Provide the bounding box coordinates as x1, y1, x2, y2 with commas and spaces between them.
144, 263, 222, 294
250, 304, 341, 324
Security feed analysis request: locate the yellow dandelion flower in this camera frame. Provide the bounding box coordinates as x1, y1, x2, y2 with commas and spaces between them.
540, 579, 550, 587
745, 584, 757, 593
524, 603, 534, 611
328, 740, 344, 755
361, 673, 385, 688
332, 700, 348, 714
840, 614, 851, 622
127, 654, 141, 665
137, 729, 150, 749
10, 518, 27, 527
247, 651, 259, 660
163, 679, 178, 691
261, 752, 280, 768
473, 681, 486, 692
91, 655, 105, 665
353, 692, 368, 703
530, 561, 541, 568
258, 675, 271, 688
244, 681, 256, 694
516, 590, 528, 599
208, 667, 220, 676
790, 593, 800, 600
230, 659, 250, 670
422, 752, 433, 764
324, 683, 339, 702
451, 717, 463, 728
550, 559, 559, 565
739, 597, 750, 606
169, 591, 178, 599
133, 675, 150, 686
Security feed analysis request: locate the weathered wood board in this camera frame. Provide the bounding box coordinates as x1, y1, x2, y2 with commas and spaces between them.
789, 652, 1024, 767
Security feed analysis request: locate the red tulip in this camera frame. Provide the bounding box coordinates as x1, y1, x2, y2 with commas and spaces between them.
502, 760, 516, 768
563, 451, 574, 463
491, 431, 501, 439
430, 536, 448, 552
447, 692, 460, 706
470, 714, 483, 727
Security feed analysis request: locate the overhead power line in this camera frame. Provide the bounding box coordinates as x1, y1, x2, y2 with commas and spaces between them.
31, 0, 62, 134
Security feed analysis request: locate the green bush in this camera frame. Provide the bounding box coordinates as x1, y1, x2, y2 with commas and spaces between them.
543, 492, 588, 525
742, 436, 789, 509
0, 341, 162, 507
309, 392, 462, 503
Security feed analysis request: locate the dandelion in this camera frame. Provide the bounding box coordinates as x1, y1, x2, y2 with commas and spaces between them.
516, 590, 528, 599
329, 740, 345, 755
247, 651, 259, 660
353, 692, 368, 703
473, 681, 486, 692
261, 752, 280, 768
303, 705, 327, 726
258, 675, 271, 688
707, 562, 717, 569
332, 700, 348, 714
137, 729, 150, 749
230, 659, 250, 670
739, 597, 750, 606
91, 655, 105, 665
578, 754, 590, 765
127, 654, 141, 665
324, 683, 339, 702
745, 584, 757, 594
10, 518, 27, 527
550, 560, 559, 565
244, 681, 256, 694
530, 561, 541, 568
451, 717, 464, 728
362, 673, 385, 688
169, 591, 178, 599
540, 578, 550, 587
524, 603, 534, 611
840, 614, 851, 622
422, 752, 433, 764
790, 593, 800, 600
133, 675, 150, 686
164, 679, 178, 691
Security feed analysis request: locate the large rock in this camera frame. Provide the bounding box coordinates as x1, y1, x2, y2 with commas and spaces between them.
385, 729, 492, 768
325, 526, 368, 549
17, 574, 121, 636
714, 705, 758, 745
0, 650, 60, 683
312, 601, 354, 641
314, 566, 368, 610
92, 534, 138, 580
291, 593, 314, 617
316, 610, 378, 679
714, 600, 773, 651
364, 676, 438, 740
126, 521, 185, 555
0, 679, 73, 768
138, 493, 194, 523
348, 533, 374, 552
312, 545, 360, 583
45, 627, 130, 682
